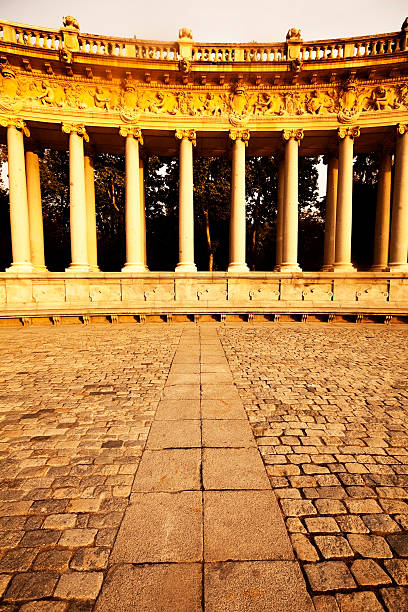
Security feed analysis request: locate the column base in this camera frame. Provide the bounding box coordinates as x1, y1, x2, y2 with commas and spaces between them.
278, 263, 302, 272
321, 265, 334, 272
89, 265, 101, 273
33, 264, 48, 272
370, 264, 388, 272
387, 263, 408, 272
227, 262, 249, 272
121, 262, 149, 272
332, 263, 356, 272
6, 262, 35, 273
175, 262, 197, 272
65, 263, 91, 273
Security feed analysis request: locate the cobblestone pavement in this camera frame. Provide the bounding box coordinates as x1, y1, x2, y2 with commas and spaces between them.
0, 322, 407, 611
0, 324, 182, 611
219, 323, 408, 612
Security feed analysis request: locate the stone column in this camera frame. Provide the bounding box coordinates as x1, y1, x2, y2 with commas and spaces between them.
3, 119, 33, 272
175, 129, 197, 272
26, 148, 47, 271
84, 154, 99, 271
62, 123, 90, 272
322, 153, 339, 271
372, 149, 392, 271
333, 126, 360, 271
139, 156, 148, 270
274, 154, 285, 271
389, 124, 408, 271
120, 126, 146, 272
280, 129, 303, 272
228, 129, 250, 272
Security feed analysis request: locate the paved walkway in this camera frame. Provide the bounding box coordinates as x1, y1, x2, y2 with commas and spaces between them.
0, 323, 407, 610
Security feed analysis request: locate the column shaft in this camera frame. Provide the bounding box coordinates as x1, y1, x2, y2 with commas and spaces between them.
122, 135, 145, 271
334, 130, 357, 271
280, 134, 301, 271
67, 131, 89, 271
389, 127, 408, 270
25, 150, 46, 271
228, 137, 249, 272
275, 158, 285, 270
372, 152, 392, 271
6, 125, 33, 272
139, 157, 148, 270
322, 155, 339, 271
176, 135, 196, 271
84, 155, 99, 271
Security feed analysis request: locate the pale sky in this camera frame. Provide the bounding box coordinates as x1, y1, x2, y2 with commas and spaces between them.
1, 0, 406, 43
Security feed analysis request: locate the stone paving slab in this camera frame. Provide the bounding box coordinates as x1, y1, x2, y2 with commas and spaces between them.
132, 448, 201, 492
94, 563, 202, 611
204, 561, 314, 611
203, 490, 294, 561
202, 448, 270, 489
202, 419, 256, 447
111, 491, 203, 563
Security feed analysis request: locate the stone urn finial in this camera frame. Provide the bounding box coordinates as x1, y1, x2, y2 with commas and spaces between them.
179, 27, 193, 40
62, 15, 80, 30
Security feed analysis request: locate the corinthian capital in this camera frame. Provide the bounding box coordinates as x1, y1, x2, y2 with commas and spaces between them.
282, 128, 303, 142
338, 126, 360, 140
0, 116, 30, 137
396, 123, 408, 136
62, 123, 89, 142
175, 129, 196, 146
119, 126, 143, 143
229, 129, 250, 145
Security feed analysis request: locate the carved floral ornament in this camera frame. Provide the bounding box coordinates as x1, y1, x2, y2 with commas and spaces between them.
0, 63, 408, 122
119, 126, 143, 143
338, 126, 361, 140
175, 129, 196, 145
61, 123, 89, 141
229, 129, 250, 145
397, 122, 408, 135
282, 128, 304, 142
0, 116, 30, 136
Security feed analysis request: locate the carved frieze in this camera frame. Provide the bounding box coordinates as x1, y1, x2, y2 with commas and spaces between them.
0, 64, 407, 123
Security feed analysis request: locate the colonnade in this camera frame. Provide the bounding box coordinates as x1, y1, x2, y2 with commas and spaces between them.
3, 119, 408, 273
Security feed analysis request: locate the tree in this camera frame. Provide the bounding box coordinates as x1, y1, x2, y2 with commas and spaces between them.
352, 153, 379, 269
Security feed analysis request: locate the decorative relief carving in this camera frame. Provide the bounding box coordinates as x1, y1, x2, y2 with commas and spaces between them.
61, 123, 89, 141
229, 129, 250, 144
338, 126, 360, 140
0, 63, 407, 122
175, 129, 196, 145
282, 128, 304, 141
397, 123, 408, 135
119, 126, 143, 143
0, 116, 30, 136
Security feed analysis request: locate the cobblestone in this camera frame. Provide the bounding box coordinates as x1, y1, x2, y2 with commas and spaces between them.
0, 324, 180, 608
220, 323, 408, 606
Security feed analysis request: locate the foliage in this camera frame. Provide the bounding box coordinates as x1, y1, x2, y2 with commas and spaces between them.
0, 147, 354, 272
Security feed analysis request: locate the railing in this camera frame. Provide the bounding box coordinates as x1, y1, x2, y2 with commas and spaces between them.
78, 35, 126, 56
2, 23, 63, 50
300, 32, 403, 61
0, 18, 406, 64
191, 44, 286, 62
135, 44, 178, 60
